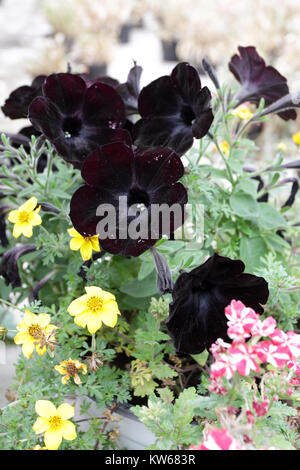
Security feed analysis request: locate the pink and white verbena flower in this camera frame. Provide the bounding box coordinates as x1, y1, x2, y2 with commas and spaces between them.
225, 300, 259, 341
269, 329, 300, 359
228, 343, 260, 376
251, 316, 277, 337
190, 428, 243, 450
255, 341, 291, 368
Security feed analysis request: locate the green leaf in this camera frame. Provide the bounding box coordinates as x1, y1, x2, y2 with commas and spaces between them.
257, 203, 288, 230
191, 350, 209, 366
120, 271, 158, 298
236, 179, 259, 196
240, 236, 268, 271
230, 191, 259, 218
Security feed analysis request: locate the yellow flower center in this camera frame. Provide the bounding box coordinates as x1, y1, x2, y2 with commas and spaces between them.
49, 415, 63, 431
28, 324, 43, 340
87, 296, 103, 313
66, 362, 78, 376
18, 210, 30, 224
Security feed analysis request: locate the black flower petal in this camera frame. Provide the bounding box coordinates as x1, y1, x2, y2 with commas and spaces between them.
116, 62, 143, 116
229, 46, 297, 121
28, 73, 130, 169
166, 253, 269, 354
69, 142, 187, 257
1, 75, 46, 120
133, 62, 213, 156
0, 244, 36, 287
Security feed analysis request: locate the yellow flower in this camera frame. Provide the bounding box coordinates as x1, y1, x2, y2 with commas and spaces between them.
55, 358, 87, 385
33, 400, 76, 450
219, 140, 230, 156
14, 309, 57, 359
8, 197, 42, 238
277, 142, 287, 152
67, 286, 120, 334
232, 105, 253, 120
292, 131, 300, 146
67, 227, 100, 261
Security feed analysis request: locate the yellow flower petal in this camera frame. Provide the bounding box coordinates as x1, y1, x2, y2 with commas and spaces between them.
73, 374, 82, 385
22, 197, 38, 213
22, 341, 35, 359
84, 286, 103, 297
100, 309, 119, 328
36, 344, 47, 356
35, 313, 51, 328
23, 309, 38, 325
61, 420, 77, 441
73, 311, 90, 328
44, 429, 62, 450
90, 236, 100, 251
62, 375, 70, 385
12, 223, 22, 238
80, 241, 93, 261
55, 365, 66, 375
14, 331, 30, 345
33, 417, 49, 434
69, 237, 83, 251
86, 314, 103, 334
57, 403, 74, 420
28, 211, 42, 226
7, 209, 20, 223
67, 296, 88, 316
35, 400, 57, 419
21, 223, 33, 238
67, 227, 81, 237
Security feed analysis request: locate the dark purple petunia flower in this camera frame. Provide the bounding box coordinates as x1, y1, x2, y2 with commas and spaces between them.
1, 75, 46, 120
69, 142, 187, 257
229, 46, 297, 121
0, 244, 36, 287
133, 62, 214, 156
166, 253, 269, 354
28, 73, 131, 169
116, 62, 142, 117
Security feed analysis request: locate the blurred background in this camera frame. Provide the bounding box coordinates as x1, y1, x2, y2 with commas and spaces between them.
1, 0, 300, 406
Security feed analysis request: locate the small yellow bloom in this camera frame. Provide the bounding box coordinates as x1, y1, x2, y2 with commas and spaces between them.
292, 131, 300, 146
14, 309, 57, 359
67, 286, 121, 334
277, 142, 287, 152
67, 227, 100, 261
55, 358, 87, 385
219, 140, 230, 156
33, 400, 76, 450
232, 105, 253, 120
8, 197, 42, 238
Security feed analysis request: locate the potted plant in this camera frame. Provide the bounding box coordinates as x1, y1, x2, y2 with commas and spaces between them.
0, 46, 300, 451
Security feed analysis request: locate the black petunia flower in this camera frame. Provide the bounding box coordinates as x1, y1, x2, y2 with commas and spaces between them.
69, 142, 187, 257
229, 46, 297, 121
1, 75, 46, 120
28, 73, 130, 169
166, 253, 269, 355
133, 62, 214, 156
0, 244, 36, 287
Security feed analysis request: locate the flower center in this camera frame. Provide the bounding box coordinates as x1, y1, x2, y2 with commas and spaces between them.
28, 324, 43, 340
49, 415, 62, 431
128, 187, 150, 209
18, 210, 30, 224
87, 296, 103, 313
66, 362, 78, 376
180, 105, 195, 126
62, 117, 82, 138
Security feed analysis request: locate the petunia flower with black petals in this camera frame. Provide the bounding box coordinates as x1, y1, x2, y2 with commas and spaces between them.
0, 244, 36, 287
69, 142, 187, 257
229, 46, 297, 121
28, 73, 131, 169
166, 253, 269, 355
133, 62, 214, 156
1, 75, 46, 120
